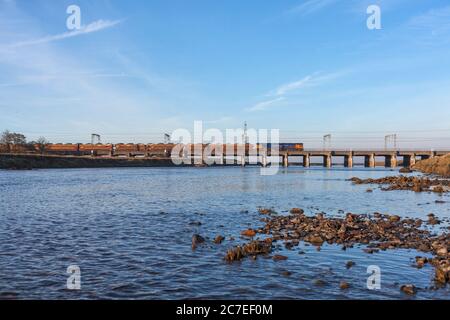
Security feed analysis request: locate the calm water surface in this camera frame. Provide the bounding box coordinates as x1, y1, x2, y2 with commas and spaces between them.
0, 166, 449, 299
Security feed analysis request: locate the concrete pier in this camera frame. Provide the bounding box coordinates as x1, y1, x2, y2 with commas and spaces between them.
283, 154, 289, 167
323, 154, 332, 168
303, 154, 310, 167
364, 154, 375, 168
344, 154, 353, 168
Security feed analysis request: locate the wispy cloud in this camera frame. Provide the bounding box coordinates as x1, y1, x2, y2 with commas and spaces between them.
8, 19, 122, 48
247, 71, 345, 112
272, 71, 344, 97
275, 75, 313, 96
287, 0, 337, 16
247, 97, 285, 112
408, 6, 450, 35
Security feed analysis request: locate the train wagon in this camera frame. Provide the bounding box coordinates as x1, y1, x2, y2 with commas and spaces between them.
78, 144, 113, 156
45, 143, 80, 156
113, 143, 139, 157
146, 144, 173, 157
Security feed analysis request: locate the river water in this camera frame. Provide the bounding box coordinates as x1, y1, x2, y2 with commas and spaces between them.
0, 166, 448, 300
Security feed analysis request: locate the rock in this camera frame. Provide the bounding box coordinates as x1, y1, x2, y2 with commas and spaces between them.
313, 279, 326, 287
399, 167, 412, 173
306, 235, 324, 246
281, 271, 292, 277
434, 262, 450, 284
413, 154, 450, 177
400, 284, 417, 295
346, 261, 355, 269
241, 229, 256, 237
363, 248, 379, 254
290, 208, 304, 214
214, 235, 225, 244
389, 215, 401, 223
427, 214, 441, 225
432, 186, 445, 193
366, 188, 373, 193
339, 281, 350, 290
224, 240, 272, 262
415, 257, 428, 268
191, 234, 205, 250
436, 246, 448, 257
272, 254, 288, 261
258, 208, 274, 215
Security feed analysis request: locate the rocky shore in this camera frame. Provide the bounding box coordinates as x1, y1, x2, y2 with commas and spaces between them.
413, 154, 450, 177
223, 209, 450, 290
349, 176, 450, 193
0, 154, 176, 169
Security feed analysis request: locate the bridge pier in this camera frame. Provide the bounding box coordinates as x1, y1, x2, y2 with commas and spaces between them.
261, 155, 267, 167
303, 154, 310, 167
240, 155, 245, 167
364, 154, 375, 168
385, 154, 397, 168
323, 154, 332, 168
403, 154, 416, 167
283, 154, 289, 167
344, 154, 353, 168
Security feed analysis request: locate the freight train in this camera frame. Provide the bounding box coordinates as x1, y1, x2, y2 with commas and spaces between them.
0, 142, 304, 157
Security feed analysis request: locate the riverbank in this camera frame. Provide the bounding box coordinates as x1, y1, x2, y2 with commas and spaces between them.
413, 154, 450, 177
0, 154, 175, 169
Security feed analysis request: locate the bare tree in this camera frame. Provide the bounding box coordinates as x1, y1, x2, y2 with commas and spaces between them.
1, 130, 27, 153
1, 130, 27, 145
0, 130, 11, 144
35, 137, 49, 154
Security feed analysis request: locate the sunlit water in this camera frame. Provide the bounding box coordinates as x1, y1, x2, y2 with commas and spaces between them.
0, 166, 449, 300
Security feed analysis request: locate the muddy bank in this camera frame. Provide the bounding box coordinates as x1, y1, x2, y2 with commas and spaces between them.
0, 154, 176, 169
413, 154, 450, 177
349, 175, 449, 193
225, 209, 450, 287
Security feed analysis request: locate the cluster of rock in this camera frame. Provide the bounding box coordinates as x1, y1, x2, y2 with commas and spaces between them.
349, 176, 449, 193
413, 154, 450, 177
224, 209, 450, 286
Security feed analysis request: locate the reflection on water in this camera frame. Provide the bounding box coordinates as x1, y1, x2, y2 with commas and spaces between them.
0, 166, 448, 299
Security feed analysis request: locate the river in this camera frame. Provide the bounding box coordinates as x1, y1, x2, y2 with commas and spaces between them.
0, 166, 448, 299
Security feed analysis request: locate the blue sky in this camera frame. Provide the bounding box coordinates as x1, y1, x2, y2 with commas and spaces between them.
0, 0, 450, 147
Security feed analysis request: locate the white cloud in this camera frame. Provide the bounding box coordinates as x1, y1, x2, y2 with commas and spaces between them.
275, 75, 313, 96
247, 97, 285, 112
247, 71, 345, 112
8, 19, 122, 48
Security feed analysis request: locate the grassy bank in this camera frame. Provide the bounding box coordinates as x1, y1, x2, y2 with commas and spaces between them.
0, 154, 176, 170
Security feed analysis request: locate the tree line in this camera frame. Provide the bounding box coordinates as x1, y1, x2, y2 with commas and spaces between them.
0, 130, 49, 153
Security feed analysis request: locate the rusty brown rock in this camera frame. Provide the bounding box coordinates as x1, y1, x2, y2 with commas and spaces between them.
258, 208, 275, 215
400, 284, 417, 295
339, 281, 350, 290
192, 234, 205, 250
273, 254, 288, 261
214, 235, 225, 244
241, 229, 257, 237
290, 208, 304, 214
